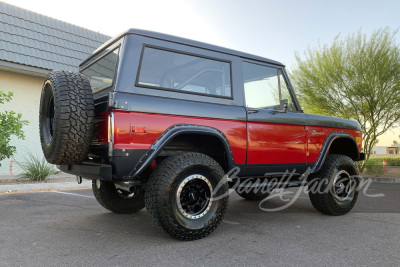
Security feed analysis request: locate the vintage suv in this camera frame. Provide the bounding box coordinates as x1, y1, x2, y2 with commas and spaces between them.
39, 29, 365, 240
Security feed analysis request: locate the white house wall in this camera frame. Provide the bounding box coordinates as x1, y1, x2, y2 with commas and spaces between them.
0, 69, 46, 176
372, 146, 388, 155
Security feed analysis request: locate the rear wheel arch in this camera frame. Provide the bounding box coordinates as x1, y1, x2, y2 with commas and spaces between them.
130, 124, 235, 178
159, 132, 232, 172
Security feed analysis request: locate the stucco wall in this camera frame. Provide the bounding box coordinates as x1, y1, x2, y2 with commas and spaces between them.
0, 69, 46, 176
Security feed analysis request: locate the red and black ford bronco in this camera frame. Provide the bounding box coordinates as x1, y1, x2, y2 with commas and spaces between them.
40, 29, 365, 240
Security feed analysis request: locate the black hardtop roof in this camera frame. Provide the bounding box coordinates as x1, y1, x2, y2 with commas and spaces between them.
81, 28, 284, 67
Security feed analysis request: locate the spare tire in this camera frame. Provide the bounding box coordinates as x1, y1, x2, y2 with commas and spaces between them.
39, 70, 94, 165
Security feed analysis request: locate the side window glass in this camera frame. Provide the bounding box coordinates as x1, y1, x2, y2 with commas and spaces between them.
243, 62, 280, 110
243, 62, 296, 111
137, 47, 232, 98
81, 48, 119, 93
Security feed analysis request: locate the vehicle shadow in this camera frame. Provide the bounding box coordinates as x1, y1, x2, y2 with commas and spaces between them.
226, 190, 318, 214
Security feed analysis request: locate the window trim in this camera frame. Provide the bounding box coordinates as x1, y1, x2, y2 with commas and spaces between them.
242, 60, 301, 112
135, 44, 234, 100
278, 69, 298, 112
278, 68, 303, 113
81, 45, 121, 94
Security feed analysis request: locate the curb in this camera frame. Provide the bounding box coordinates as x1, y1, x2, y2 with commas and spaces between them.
369, 177, 400, 183
0, 180, 91, 193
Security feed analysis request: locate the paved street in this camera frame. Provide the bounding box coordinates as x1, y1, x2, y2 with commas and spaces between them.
0, 183, 399, 266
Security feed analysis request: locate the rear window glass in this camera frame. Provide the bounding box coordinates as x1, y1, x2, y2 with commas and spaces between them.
81, 48, 119, 93
137, 47, 232, 98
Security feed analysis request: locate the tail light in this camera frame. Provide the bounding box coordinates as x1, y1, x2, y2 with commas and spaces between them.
108, 112, 114, 156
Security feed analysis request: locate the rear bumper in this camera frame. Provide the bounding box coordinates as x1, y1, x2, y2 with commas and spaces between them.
58, 163, 112, 181
57, 148, 149, 181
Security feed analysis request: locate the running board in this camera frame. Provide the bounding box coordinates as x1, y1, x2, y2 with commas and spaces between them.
237, 180, 307, 189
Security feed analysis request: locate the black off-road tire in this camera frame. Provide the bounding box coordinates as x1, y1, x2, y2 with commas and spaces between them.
39, 70, 94, 165
236, 187, 270, 201
92, 180, 145, 214
145, 152, 229, 240
308, 154, 359, 216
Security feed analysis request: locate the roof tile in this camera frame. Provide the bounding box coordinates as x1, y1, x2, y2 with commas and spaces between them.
0, 2, 110, 72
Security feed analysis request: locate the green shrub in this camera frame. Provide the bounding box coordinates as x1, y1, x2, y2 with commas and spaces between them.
16, 153, 55, 181
364, 158, 386, 176
366, 157, 384, 165
363, 156, 400, 175
364, 163, 386, 176
0, 90, 29, 166
384, 157, 400, 166
367, 157, 400, 166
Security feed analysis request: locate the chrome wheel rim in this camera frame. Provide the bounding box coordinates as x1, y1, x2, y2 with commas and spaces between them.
176, 174, 213, 219
332, 170, 355, 202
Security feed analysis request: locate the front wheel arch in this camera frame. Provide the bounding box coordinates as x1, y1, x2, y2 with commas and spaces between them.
312, 133, 360, 173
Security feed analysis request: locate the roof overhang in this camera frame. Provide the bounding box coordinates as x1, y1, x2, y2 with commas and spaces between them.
0, 60, 48, 78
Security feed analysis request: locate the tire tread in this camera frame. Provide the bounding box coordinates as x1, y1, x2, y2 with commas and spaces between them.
308, 154, 359, 216
145, 152, 229, 240
40, 70, 94, 164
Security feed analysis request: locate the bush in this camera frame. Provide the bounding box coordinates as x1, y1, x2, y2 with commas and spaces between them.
384, 157, 400, 166
364, 162, 386, 176
16, 153, 55, 181
363, 157, 400, 176
0, 90, 29, 166
367, 157, 400, 166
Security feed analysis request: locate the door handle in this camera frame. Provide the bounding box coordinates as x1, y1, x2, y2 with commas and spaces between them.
247, 109, 259, 114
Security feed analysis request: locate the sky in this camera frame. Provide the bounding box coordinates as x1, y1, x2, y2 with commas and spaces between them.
3, 0, 400, 146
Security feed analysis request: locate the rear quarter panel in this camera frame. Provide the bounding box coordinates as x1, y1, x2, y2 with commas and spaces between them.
112, 111, 248, 164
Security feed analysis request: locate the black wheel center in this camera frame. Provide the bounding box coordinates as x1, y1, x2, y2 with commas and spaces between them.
184, 191, 199, 204
177, 175, 212, 219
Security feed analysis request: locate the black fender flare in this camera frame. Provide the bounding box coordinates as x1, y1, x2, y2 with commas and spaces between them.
311, 132, 362, 173
127, 124, 235, 179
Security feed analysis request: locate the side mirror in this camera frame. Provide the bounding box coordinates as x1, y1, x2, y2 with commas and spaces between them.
280, 99, 288, 113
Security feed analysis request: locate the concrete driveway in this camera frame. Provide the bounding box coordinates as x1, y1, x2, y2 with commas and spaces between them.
0, 183, 399, 266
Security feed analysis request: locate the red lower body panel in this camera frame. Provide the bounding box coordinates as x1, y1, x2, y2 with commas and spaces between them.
112, 111, 248, 165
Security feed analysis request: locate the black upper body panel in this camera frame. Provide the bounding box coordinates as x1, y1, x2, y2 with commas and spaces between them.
306, 114, 361, 131
79, 29, 362, 131
80, 29, 284, 68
